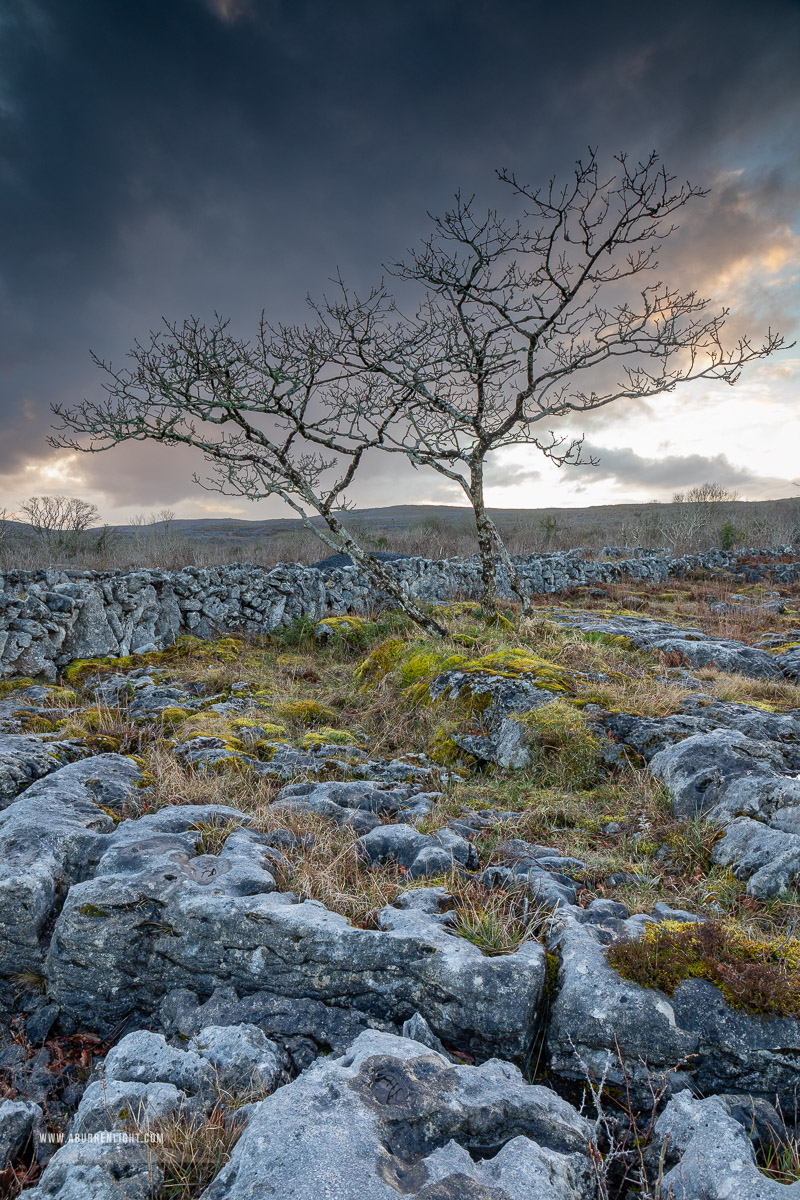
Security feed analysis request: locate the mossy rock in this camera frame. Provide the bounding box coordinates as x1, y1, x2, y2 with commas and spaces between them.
157, 706, 191, 728
14, 714, 58, 734
581, 631, 637, 650
314, 615, 369, 644
0, 677, 39, 696
274, 699, 337, 725
77, 733, 122, 753
428, 723, 475, 766
63, 656, 134, 684
176, 712, 250, 746
608, 919, 800, 1017
300, 727, 360, 748
62, 635, 246, 686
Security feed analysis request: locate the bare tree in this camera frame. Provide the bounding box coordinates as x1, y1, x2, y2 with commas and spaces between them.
311, 150, 786, 613
672, 482, 739, 504
19, 495, 102, 558
0, 508, 14, 558
51, 317, 448, 637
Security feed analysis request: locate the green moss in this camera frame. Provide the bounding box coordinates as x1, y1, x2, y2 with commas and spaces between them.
63, 656, 131, 684
581, 631, 636, 650
78, 733, 122, 753
274, 699, 337, 725
158, 706, 191, 728
0, 677, 38, 696
300, 727, 360, 748
429, 723, 473, 766
355, 639, 572, 700
608, 920, 800, 1017
515, 700, 603, 788
314, 615, 369, 644
61, 635, 246, 687
544, 950, 560, 997
15, 714, 58, 733
78, 903, 110, 918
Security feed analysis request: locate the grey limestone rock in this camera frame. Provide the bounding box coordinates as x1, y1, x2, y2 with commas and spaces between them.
0, 754, 144, 974
0, 734, 88, 808
649, 728, 789, 820
656, 1090, 800, 1199
0, 1099, 43, 1169
358, 822, 477, 878
200, 1029, 594, 1200
18, 1139, 159, 1200
188, 1024, 284, 1094
47, 875, 545, 1061
546, 905, 800, 1103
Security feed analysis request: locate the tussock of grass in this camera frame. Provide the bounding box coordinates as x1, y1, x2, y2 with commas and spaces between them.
56, 702, 156, 755
129, 1106, 246, 1200
443, 879, 552, 956
516, 699, 604, 789
188, 817, 241, 856
266, 813, 405, 928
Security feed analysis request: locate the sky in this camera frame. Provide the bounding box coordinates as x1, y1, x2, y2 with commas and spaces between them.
1, 0, 799, 523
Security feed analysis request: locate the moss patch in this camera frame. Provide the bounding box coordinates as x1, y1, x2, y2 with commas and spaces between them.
0, 677, 38, 696
607, 919, 800, 1017
274, 699, 337, 725
300, 727, 360, 748
515, 700, 603, 788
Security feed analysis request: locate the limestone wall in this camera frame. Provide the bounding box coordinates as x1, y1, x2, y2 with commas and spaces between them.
0, 547, 797, 679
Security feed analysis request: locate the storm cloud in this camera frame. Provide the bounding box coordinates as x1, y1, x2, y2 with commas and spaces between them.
1, 0, 798, 519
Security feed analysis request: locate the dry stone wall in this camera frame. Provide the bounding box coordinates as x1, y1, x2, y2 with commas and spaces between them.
1, 546, 798, 680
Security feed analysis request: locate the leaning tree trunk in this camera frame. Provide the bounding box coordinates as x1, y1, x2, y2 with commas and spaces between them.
315, 511, 448, 638
482, 511, 531, 614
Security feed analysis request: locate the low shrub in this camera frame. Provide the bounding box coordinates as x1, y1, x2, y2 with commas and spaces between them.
607, 919, 800, 1017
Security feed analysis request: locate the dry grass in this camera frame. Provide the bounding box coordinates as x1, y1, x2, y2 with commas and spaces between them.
566, 576, 800, 646
694, 668, 800, 710
129, 1106, 246, 1200
443, 878, 553, 955
264, 811, 406, 927
52, 701, 160, 755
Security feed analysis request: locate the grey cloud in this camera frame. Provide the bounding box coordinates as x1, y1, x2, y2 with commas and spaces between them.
571, 443, 790, 496
1, 0, 799, 509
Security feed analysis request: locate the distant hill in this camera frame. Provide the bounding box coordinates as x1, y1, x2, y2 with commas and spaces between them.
107, 498, 800, 543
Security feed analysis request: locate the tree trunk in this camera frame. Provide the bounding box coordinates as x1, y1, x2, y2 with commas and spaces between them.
469, 461, 499, 619
320, 512, 449, 639
469, 460, 530, 615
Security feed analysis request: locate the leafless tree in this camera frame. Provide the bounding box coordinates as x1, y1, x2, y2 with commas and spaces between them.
19, 495, 102, 558
0, 508, 14, 558
50, 317, 448, 636
672, 482, 739, 504
310, 150, 786, 613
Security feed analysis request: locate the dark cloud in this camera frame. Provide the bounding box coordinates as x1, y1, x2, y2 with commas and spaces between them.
1, 0, 799, 511
569, 443, 785, 497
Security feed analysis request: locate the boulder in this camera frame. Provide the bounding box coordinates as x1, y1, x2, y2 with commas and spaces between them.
546, 904, 800, 1104
201, 1029, 594, 1200
0, 754, 144, 974
47, 877, 545, 1061
656, 1090, 800, 1199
